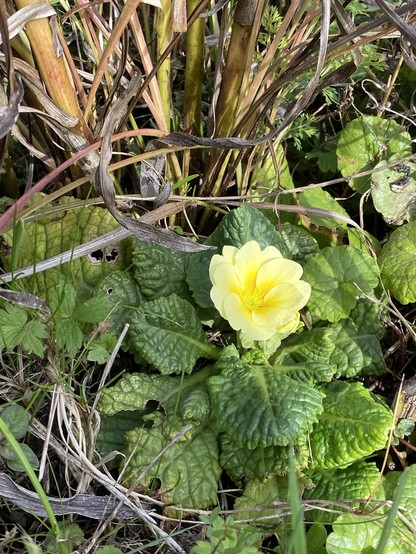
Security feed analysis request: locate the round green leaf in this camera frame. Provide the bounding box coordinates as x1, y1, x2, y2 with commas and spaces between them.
0, 405, 29, 440
337, 116, 412, 193
299, 188, 349, 229
303, 246, 380, 322
371, 160, 416, 225
379, 222, 416, 304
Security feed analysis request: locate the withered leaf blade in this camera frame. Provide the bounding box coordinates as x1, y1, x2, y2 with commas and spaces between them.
95, 75, 208, 252
2, 3, 56, 45
0, 289, 50, 313
0, 78, 23, 140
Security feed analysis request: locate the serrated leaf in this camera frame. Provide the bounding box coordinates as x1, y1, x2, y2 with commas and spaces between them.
310, 381, 393, 469
277, 223, 319, 263
49, 282, 77, 319
87, 334, 118, 364
122, 414, 221, 510
371, 160, 416, 225
209, 346, 324, 448
303, 246, 380, 322
305, 461, 382, 523
127, 294, 210, 374
132, 239, 191, 300
220, 434, 309, 481
379, 222, 416, 304
56, 318, 83, 358
299, 188, 349, 228
0, 405, 29, 440
0, 304, 47, 355
73, 296, 112, 323
336, 116, 412, 193
20, 319, 48, 356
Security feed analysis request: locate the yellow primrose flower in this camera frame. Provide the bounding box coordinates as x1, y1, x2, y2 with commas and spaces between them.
209, 240, 311, 340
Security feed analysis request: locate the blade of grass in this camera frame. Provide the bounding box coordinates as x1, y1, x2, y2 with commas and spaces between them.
0, 416, 68, 554
287, 445, 307, 554
375, 468, 410, 554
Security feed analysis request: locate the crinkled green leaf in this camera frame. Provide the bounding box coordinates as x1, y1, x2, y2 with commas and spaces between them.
329, 302, 386, 377
371, 160, 416, 225
209, 346, 324, 448
181, 385, 211, 423
305, 461, 382, 523
336, 116, 412, 193
233, 476, 289, 523
384, 464, 416, 515
132, 239, 191, 300
208, 204, 289, 254
274, 360, 336, 385
280, 302, 385, 378
280, 327, 337, 364
1, 197, 131, 300
299, 188, 349, 228
187, 204, 289, 308
93, 271, 143, 332
379, 222, 416, 304
186, 249, 216, 308
98, 371, 210, 425
96, 411, 149, 457
127, 294, 211, 374
220, 434, 309, 481
277, 223, 319, 263
310, 381, 393, 469
0, 405, 29, 440
98, 372, 183, 415
122, 413, 221, 510
303, 246, 379, 322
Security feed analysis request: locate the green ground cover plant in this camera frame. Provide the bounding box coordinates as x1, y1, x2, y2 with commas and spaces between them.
1, 0, 416, 552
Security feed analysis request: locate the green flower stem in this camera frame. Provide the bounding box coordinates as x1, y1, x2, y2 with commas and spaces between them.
0, 417, 68, 554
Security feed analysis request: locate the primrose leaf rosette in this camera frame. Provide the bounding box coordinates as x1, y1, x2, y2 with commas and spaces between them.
209, 240, 311, 340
